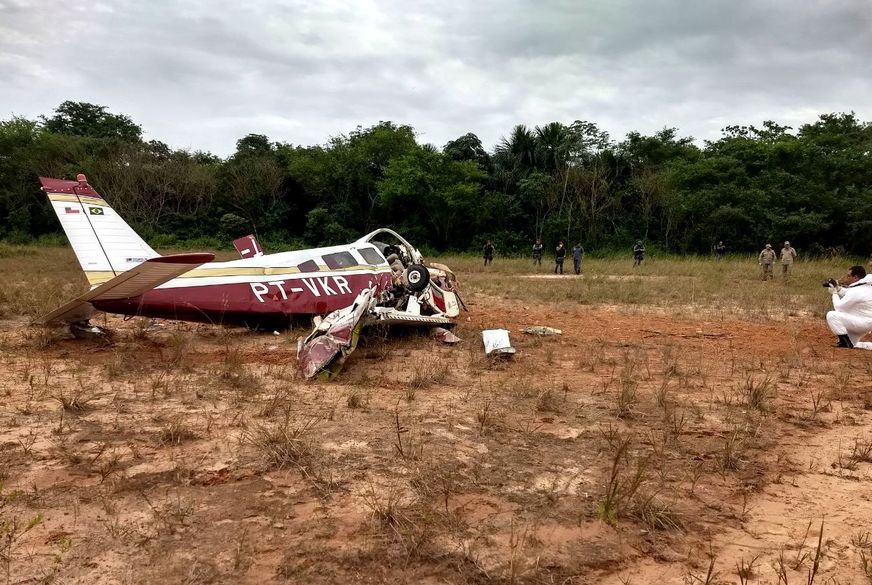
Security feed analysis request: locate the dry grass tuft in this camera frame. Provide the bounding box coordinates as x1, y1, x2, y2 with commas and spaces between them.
741, 376, 775, 412
360, 481, 409, 528
596, 432, 649, 525
162, 331, 194, 369
616, 376, 639, 419
408, 356, 450, 390
53, 386, 94, 412
535, 386, 562, 413
217, 343, 260, 393
242, 416, 320, 472
848, 436, 872, 467
0, 493, 44, 583
159, 416, 198, 446
346, 388, 369, 409
718, 428, 746, 475
630, 492, 684, 532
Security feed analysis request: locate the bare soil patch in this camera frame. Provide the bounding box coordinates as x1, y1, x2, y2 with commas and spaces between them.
3, 289, 872, 584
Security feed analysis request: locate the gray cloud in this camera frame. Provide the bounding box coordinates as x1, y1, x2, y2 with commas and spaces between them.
1, 0, 870, 155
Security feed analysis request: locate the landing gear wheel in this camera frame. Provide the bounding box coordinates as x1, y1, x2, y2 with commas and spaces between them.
405, 264, 430, 292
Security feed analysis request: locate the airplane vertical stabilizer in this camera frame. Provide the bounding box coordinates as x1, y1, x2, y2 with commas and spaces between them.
40, 175, 159, 287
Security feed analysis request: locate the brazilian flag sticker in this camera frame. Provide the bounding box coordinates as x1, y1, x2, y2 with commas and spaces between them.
89, 207, 104, 216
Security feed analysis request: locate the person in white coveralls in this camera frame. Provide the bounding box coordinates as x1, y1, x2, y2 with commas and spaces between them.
826, 265, 872, 349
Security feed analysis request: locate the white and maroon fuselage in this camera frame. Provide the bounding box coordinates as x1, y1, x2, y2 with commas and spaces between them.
92, 241, 398, 328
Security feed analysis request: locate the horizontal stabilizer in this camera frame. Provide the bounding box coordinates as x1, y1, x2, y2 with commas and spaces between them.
39, 253, 214, 324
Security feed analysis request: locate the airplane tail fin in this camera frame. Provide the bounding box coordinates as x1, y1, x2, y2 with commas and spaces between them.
40, 175, 159, 287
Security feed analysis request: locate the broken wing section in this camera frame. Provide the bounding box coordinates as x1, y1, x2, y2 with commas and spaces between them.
39, 253, 215, 324
297, 286, 376, 380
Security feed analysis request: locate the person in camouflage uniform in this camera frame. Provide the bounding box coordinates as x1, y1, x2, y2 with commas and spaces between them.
758, 243, 776, 280
483, 240, 495, 267
532, 239, 544, 266
632, 240, 645, 268
780, 241, 797, 279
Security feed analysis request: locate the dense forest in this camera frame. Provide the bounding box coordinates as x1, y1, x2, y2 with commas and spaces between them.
1, 101, 870, 255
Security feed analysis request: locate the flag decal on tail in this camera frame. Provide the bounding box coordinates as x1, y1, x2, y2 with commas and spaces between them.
89, 207, 104, 215
64, 207, 80, 214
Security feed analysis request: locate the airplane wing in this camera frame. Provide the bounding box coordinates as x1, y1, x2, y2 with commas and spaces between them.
297, 287, 376, 380
39, 253, 215, 324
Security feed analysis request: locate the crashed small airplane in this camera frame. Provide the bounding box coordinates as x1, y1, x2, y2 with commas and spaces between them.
39, 175, 463, 379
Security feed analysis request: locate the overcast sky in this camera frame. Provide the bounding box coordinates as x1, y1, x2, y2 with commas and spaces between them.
2, 0, 870, 156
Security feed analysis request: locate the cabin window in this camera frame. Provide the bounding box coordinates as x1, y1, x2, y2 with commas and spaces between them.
296, 259, 319, 273
358, 247, 386, 265
322, 252, 357, 270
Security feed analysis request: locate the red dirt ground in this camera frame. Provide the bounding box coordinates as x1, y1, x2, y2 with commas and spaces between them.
2, 293, 872, 584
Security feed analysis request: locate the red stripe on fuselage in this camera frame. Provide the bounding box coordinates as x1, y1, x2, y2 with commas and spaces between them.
92, 271, 392, 327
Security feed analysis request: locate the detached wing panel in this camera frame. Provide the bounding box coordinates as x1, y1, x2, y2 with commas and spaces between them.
370, 310, 453, 326
39, 253, 215, 324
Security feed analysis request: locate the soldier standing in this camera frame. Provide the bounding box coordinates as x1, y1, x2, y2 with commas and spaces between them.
483, 240, 495, 267
632, 241, 645, 268
572, 243, 585, 275
554, 240, 566, 274
758, 243, 776, 280
780, 241, 797, 279
713, 241, 726, 260
532, 239, 543, 266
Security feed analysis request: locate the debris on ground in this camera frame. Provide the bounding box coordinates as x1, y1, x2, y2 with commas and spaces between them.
297, 285, 460, 379
432, 327, 461, 344
522, 325, 562, 336
482, 329, 516, 356
70, 322, 111, 340
297, 288, 374, 380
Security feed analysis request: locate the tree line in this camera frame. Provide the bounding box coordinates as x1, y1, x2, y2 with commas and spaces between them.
1, 101, 870, 256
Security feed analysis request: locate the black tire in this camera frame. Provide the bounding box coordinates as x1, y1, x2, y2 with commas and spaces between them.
405, 264, 430, 292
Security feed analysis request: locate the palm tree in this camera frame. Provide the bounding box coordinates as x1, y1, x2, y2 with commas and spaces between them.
534, 122, 571, 172
496, 124, 537, 173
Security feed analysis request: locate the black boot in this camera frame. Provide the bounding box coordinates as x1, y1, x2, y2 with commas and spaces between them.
835, 334, 854, 349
